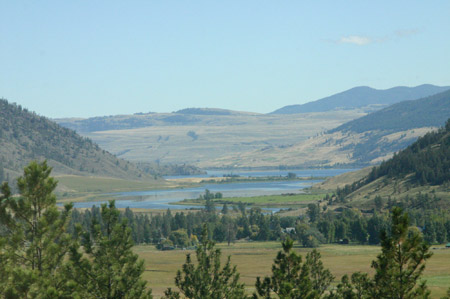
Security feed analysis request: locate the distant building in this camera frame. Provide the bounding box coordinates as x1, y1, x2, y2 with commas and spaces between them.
283, 227, 296, 234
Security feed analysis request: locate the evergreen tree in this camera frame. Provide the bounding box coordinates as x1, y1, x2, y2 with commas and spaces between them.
305, 250, 334, 297
0, 160, 75, 298
67, 200, 152, 298
164, 225, 246, 299
254, 238, 319, 299
369, 207, 433, 298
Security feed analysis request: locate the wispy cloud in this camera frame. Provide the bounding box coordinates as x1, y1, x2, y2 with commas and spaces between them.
338, 35, 372, 46
332, 28, 420, 46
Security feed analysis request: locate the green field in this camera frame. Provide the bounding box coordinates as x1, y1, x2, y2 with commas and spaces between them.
178, 193, 326, 207
135, 242, 450, 298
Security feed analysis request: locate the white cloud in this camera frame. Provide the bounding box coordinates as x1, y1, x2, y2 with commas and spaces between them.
334, 29, 420, 46
338, 35, 372, 46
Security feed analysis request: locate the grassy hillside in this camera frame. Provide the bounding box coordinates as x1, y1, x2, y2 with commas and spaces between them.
56, 108, 257, 133
271, 84, 450, 114
0, 99, 156, 185
317, 120, 450, 208
56, 110, 364, 166
223, 90, 450, 168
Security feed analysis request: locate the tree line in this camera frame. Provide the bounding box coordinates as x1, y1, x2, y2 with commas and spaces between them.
2, 161, 450, 298
67, 190, 450, 252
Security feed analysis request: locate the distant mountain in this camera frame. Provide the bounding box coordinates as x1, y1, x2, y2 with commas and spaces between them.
330, 89, 450, 164
0, 99, 154, 184
329, 89, 450, 134
175, 108, 245, 116
211, 89, 450, 168
271, 84, 450, 114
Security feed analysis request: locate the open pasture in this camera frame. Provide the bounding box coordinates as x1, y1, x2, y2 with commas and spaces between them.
135, 242, 450, 298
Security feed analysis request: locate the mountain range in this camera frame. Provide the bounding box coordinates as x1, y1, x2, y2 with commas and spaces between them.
205, 89, 450, 168
270, 84, 450, 114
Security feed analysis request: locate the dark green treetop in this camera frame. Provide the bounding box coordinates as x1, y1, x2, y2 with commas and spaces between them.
67, 200, 152, 299
164, 225, 247, 299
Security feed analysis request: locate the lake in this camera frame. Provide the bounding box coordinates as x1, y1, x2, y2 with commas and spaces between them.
71, 168, 357, 210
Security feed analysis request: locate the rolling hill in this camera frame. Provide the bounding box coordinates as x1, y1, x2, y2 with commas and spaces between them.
0, 99, 156, 185
271, 84, 450, 114
208, 89, 450, 169
55, 110, 364, 166
316, 119, 450, 209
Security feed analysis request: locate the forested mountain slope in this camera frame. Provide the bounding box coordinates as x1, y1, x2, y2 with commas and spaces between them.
0, 99, 153, 184
271, 84, 449, 114
327, 119, 450, 208
211, 90, 450, 168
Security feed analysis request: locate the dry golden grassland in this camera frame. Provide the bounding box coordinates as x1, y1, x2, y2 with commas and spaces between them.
135, 242, 450, 298
82, 110, 364, 166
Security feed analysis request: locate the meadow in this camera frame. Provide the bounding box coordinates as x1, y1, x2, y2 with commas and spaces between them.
135, 242, 450, 298
178, 193, 325, 207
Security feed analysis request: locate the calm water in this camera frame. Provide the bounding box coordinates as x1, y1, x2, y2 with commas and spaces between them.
165, 168, 356, 179
71, 169, 356, 210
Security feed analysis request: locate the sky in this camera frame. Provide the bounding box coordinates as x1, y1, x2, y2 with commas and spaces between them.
1, 1, 449, 118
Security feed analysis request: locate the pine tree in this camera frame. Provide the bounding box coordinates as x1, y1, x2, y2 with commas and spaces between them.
254, 238, 319, 299
0, 160, 75, 298
369, 207, 433, 298
67, 200, 152, 298
164, 225, 247, 299
305, 250, 334, 296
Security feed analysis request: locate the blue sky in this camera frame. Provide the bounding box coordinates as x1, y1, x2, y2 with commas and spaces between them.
1, 1, 449, 118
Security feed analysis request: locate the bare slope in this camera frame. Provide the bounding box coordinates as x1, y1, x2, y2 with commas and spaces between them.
0, 99, 155, 184
217, 90, 450, 168
57, 110, 364, 166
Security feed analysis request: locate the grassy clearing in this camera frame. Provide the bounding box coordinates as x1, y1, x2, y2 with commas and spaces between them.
178, 193, 326, 207
136, 242, 450, 298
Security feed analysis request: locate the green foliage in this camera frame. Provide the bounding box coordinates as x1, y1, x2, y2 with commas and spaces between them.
0, 161, 75, 298
67, 200, 152, 298
368, 119, 450, 186
254, 238, 333, 298
369, 207, 432, 298
328, 208, 433, 299
164, 225, 247, 299
327, 272, 371, 299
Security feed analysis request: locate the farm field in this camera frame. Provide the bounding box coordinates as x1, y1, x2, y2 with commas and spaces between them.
135, 242, 450, 298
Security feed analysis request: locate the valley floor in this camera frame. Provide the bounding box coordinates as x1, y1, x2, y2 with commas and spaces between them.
135, 242, 450, 298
